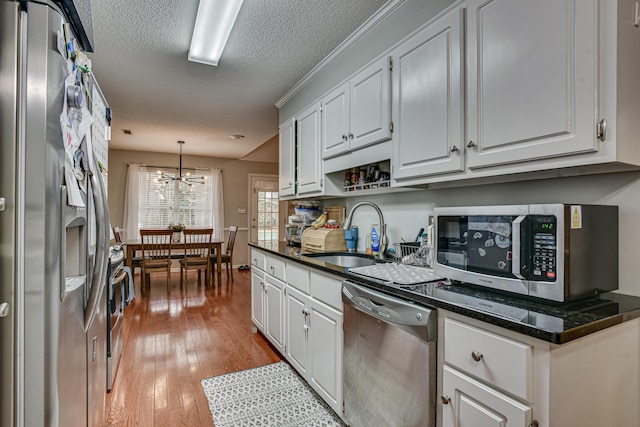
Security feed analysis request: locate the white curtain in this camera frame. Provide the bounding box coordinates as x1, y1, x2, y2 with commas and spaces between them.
123, 165, 224, 241
122, 164, 142, 241
209, 169, 224, 241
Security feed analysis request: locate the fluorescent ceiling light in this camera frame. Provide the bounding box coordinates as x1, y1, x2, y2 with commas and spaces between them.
188, 0, 245, 66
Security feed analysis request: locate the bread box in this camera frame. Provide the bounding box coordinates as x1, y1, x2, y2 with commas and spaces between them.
301, 228, 347, 253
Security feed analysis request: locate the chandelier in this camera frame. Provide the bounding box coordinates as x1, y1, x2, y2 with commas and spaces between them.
156, 140, 206, 186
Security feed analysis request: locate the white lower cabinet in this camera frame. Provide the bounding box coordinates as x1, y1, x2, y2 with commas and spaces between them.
250, 251, 284, 354
308, 295, 343, 411
284, 286, 309, 376
442, 366, 532, 427
439, 310, 640, 427
251, 250, 344, 416
285, 285, 343, 416
441, 314, 533, 427
250, 268, 265, 331
264, 275, 284, 353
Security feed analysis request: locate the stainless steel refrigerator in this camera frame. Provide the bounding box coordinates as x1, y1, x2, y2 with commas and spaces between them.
0, 1, 111, 426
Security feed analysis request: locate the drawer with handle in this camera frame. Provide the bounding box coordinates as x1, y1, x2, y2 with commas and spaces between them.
250, 249, 266, 271
266, 255, 285, 281
444, 317, 533, 401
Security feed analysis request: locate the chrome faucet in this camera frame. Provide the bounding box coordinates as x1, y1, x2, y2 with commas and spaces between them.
343, 201, 388, 259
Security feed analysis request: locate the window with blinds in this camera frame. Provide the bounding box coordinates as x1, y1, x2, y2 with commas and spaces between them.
138, 168, 214, 229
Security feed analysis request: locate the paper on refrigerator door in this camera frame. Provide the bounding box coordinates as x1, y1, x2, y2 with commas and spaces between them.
60, 69, 94, 207
64, 166, 85, 207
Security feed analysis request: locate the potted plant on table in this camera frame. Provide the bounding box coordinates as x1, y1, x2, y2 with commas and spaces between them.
168, 223, 185, 241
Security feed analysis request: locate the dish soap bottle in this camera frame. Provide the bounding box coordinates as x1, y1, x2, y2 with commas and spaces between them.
371, 225, 380, 256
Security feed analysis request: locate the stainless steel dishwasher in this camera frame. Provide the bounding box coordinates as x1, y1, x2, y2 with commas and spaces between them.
342, 280, 437, 427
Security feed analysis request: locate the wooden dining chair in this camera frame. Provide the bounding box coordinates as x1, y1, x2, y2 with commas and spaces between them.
211, 225, 238, 284
139, 229, 174, 294
112, 226, 123, 243
179, 228, 213, 290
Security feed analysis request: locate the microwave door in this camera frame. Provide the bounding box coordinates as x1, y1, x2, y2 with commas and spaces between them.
511, 215, 527, 279
466, 215, 518, 278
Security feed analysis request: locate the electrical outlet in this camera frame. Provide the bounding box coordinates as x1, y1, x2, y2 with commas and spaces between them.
237, 207, 247, 214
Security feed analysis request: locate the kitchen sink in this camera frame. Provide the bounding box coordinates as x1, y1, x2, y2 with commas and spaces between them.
302, 252, 378, 268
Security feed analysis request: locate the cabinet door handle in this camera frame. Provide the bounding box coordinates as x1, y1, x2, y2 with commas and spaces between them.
440, 395, 451, 405
0, 302, 9, 318
449, 145, 459, 152
342, 134, 348, 141
466, 140, 476, 148
348, 132, 354, 139
471, 351, 483, 362
597, 119, 607, 141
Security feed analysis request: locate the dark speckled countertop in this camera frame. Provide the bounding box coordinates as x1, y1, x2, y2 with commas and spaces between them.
249, 242, 640, 344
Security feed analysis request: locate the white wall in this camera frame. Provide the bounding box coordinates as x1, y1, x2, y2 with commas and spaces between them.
338, 171, 640, 296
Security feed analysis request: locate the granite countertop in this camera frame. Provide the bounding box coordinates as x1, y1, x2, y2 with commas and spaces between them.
249, 242, 640, 344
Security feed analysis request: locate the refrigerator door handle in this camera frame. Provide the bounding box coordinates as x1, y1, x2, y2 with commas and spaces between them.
84, 157, 109, 331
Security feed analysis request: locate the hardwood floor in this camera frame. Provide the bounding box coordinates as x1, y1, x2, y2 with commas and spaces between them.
105, 268, 282, 426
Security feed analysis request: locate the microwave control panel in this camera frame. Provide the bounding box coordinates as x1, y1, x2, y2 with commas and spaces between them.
530, 215, 557, 281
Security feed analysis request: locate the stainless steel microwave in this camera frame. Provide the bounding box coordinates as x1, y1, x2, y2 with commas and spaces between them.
433, 204, 618, 302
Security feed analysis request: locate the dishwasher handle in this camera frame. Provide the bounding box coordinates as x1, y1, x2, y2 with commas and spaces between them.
342, 280, 437, 342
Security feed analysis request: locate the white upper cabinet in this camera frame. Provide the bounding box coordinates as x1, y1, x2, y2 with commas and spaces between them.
390, 0, 640, 186
322, 56, 391, 160
278, 118, 296, 196
465, 0, 598, 169
296, 101, 323, 195
279, 0, 640, 192
392, 6, 464, 181
350, 56, 391, 150
321, 82, 350, 159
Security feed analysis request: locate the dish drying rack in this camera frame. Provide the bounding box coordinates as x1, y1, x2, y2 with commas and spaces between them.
394, 242, 431, 267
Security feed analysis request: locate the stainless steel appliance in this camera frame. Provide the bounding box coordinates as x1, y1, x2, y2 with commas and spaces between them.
434, 204, 618, 302
342, 281, 437, 427
107, 247, 128, 391
0, 1, 111, 425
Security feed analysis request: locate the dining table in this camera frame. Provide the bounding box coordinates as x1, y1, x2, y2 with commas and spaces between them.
123, 238, 224, 288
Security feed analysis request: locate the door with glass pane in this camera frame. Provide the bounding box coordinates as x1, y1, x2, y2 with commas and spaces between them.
249, 175, 281, 250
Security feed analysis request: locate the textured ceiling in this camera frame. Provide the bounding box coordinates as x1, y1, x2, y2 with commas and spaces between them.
88, 0, 388, 161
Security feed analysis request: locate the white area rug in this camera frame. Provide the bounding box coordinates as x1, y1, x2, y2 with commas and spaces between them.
201, 361, 346, 427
